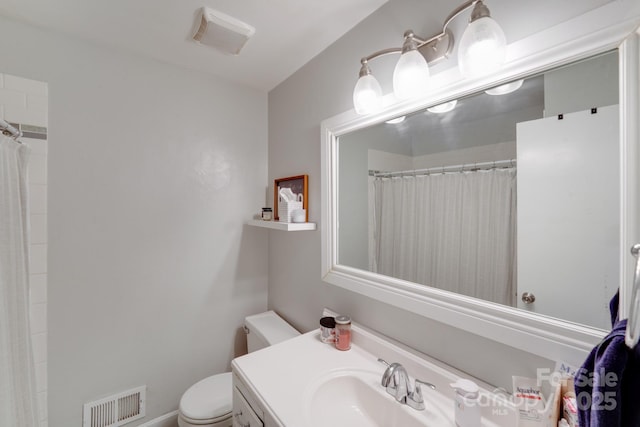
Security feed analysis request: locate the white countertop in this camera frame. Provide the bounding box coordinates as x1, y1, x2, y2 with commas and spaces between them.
232, 324, 516, 427
233, 331, 388, 426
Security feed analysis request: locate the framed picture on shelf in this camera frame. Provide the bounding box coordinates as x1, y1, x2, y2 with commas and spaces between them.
274, 174, 308, 222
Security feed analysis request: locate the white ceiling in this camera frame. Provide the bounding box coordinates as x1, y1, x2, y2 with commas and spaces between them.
0, 0, 388, 91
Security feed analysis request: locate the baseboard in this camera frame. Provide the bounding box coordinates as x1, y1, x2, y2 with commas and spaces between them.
136, 410, 178, 427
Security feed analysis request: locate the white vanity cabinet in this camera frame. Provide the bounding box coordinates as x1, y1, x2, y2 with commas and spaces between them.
231, 316, 516, 427
232, 372, 274, 427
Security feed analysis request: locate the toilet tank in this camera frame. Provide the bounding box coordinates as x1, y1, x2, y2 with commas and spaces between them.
244, 310, 299, 353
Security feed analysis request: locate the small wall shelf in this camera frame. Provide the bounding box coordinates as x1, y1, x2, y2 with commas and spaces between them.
247, 219, 316, 231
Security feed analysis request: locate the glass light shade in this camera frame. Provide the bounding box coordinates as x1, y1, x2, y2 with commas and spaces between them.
427, 100, 457, 114
393, 50, 430, 100
485, 79, 524, 95
353, 74, 383, 115
458, 16, 507, 78
385, 116, 406, 124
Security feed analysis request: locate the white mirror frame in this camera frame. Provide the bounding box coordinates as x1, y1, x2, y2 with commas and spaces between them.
321, 4, 640, 363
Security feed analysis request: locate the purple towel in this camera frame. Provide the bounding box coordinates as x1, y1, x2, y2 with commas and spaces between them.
574, 293, 640, 427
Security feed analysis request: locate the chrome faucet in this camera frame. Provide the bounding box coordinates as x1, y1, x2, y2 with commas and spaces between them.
378, 358, 436, 410
381, 362, 411, 402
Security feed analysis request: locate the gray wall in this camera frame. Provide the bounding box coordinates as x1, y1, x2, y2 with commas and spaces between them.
544, 50, 619, 116
0, 0, 624, 424
0, 16, 268, 426
267, 0, 618, 391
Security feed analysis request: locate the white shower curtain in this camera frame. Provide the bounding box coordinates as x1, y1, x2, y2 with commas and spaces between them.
0, 135, 39, 426
371, 168, 517, 306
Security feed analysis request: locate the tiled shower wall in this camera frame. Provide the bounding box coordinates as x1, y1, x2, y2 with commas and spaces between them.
0, 73, 49, 427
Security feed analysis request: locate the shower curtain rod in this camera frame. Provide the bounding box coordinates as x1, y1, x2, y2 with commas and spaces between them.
0, 118, 22, 140
371, 159, 516, 178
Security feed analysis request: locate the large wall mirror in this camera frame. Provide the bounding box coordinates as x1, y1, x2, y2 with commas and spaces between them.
321, 11, 639, 363
339, 50, 619, 331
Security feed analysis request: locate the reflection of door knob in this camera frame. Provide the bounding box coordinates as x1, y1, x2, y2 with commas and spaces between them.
521, 292, 536, 304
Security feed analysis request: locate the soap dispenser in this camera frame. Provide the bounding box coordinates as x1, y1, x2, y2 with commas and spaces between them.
450, 379, 481, 427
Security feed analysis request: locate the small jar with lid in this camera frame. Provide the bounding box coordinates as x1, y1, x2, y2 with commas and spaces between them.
261, 207, 272, 221
319, 316, 336, 343
334, 315, 352, 351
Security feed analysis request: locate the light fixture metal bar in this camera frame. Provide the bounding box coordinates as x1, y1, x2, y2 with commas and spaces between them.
441, 0, 480, 30
417, 29, 454, 64
361, 47, 402, 64
413, 0, 480, 50
359, 0, 481, 69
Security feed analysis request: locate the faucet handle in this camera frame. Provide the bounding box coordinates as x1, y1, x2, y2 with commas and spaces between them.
377, 358, 390, 367
377, 358, 394, 388
407, 379, 436, 411
415, 379, 436, 391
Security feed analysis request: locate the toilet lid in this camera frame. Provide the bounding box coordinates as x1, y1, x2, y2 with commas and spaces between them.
179, 372, 232, 421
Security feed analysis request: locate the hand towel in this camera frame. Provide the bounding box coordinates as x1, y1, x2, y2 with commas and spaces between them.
574, 292, 640, 426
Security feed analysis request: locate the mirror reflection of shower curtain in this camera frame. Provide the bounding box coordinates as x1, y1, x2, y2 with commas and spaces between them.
0, 135, 39, 426
370, 168, 517, 306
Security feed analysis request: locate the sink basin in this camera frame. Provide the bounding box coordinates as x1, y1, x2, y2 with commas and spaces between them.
304, 369, 440, 427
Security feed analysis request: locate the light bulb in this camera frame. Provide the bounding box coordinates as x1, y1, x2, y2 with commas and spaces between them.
485, 79, 523, 95
393, 50, 430, 100
385, 116, 406, 124
458, 16, 506, 78
427, 100, 457, 114
353, 73, 382, 115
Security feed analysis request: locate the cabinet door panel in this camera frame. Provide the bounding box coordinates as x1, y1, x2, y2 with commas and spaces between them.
233, 386, 264, 427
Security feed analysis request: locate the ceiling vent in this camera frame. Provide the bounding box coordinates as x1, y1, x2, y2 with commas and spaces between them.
192, 7, 255, 55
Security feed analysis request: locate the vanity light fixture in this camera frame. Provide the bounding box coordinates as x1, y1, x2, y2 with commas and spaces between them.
352, 0, 506, 115
427, 100, 458, 114
485, 79, 524, 95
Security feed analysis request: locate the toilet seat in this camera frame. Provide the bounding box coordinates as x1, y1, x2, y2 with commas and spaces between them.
179, 412, 231, 426
178, 372, 232, 425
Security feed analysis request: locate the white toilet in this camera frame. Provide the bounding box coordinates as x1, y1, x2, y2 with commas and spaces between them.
177, 311, 299, 427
